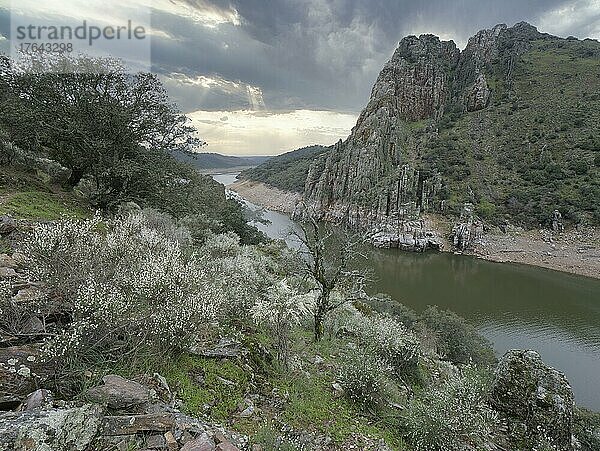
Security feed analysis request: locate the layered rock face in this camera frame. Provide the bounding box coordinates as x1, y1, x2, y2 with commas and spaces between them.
300, 23, 544, 250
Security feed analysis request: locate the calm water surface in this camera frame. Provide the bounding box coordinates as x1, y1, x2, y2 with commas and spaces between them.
213, 173, 600, 410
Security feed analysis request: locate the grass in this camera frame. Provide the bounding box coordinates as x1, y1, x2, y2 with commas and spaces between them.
0, 191, 89, 220
0, 166, 90, 220
161, 353, 250, 422
0, 236, 11, 254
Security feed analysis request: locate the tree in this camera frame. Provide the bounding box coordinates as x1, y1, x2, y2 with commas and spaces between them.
0, 53, 202, 192
293, 208, 368, 341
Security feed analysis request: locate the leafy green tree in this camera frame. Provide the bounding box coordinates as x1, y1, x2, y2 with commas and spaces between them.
0, 54, 200, 189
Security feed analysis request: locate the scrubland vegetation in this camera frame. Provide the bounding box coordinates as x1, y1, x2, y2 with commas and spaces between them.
1, 53, 598, 450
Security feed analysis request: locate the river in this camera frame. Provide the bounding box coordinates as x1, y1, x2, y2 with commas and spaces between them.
213, 173, 600, 410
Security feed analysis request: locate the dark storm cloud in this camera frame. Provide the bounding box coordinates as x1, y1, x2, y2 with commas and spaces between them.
1, 1, 598, 113
148, 0, 599, 113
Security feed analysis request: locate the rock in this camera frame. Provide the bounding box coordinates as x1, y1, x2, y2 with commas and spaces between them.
239, 402, 254, 418
18, 389, 53, 411
6, 144, 72, 185
313, 355, 325, 365
0, 345, 53, 405
189, 338, 248, 359
85, 375, 152, 411
0, 404, 103, 450
164, 431, 178, 451
74, 175, 97, 200
0, 254, 16, 269
491, 350, 575, 450
180, 433, 215, 451
13, 286, 45, 303
296, 23, 546, 241
213, 431, 227, 444
11, 251, 26, 266
464, 72, 491, 111
146, 434, 167, 449
0, 267, 19, 279
216, 442, 240, 451
101, 413, 177, 435
0, 216, 17, 235
451, 204, 484, 251
370, 218, 443, 252
216, 376, 235, 387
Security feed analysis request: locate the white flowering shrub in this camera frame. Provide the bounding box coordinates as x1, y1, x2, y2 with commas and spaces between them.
205, 240, 284, 320
338, 350, 391, 409
21, 210, 284, 381
251, 280, 314, 367
344, 312, 421, 382
404, 367, 500, 451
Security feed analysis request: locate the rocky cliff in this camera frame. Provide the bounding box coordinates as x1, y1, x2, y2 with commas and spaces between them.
292, 22, 600, 250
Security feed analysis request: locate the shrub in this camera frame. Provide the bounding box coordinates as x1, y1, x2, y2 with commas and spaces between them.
251, 280, 314, 367
574, 407, 600, 451
421, 306, 495, 366
346, 312, 421, 382
0, 281, 28, 336
20, 210, 281, 394
338, 350, 390, 410
364, 294, 419, 329
24, 213, 220, 360
404, 368, 499, 451
476, 200, 498, 220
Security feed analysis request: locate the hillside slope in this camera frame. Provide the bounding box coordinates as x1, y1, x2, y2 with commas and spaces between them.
171, 151, 270, 170
241, 145, 328, 192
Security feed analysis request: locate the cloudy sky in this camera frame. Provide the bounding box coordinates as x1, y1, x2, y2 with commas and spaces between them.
1, 0, 599, 155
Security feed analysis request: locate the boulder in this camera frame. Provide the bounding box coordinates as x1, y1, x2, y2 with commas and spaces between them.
491, 350, 575, 450
216, 442, 240, 451
0, 345, 53, 405
181, 433, 216, 451
85, 375, 152, 411
189, 337, 248, 359
13, 286, 46, 303
0, 404, 103, 451
0, 267, 19, 279
101, 413, 177, 435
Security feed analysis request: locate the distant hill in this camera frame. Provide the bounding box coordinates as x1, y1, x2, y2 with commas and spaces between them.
241, 145, 329, 192
171, 151, 270, 171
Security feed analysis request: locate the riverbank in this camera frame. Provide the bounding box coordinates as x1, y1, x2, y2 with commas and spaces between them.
469, 227, 600, 280
230, 179, 301, 214
230, 178, 600, 280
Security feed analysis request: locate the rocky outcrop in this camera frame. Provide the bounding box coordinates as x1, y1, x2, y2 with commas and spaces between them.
370, 34, 460, 121
300, 23, 546, 250
491, 350, 575, 450
451, 203, 484, 251
0, 375, 248, 451
370, 218, 443, 251
0, 403, 103, 451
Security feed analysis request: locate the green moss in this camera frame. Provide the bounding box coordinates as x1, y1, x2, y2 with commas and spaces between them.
162, 354, 250, 422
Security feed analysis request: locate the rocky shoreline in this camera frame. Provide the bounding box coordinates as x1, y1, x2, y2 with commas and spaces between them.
229, 179, 600, 280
